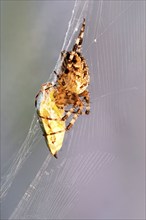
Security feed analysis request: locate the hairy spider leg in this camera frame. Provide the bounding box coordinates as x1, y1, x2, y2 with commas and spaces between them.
79, 90, 90, 114
39, 92, 84, 134
60, 18, 86, 66
47, 105, 83, 134
72, 18, 85, 53
65, 106, 83, 130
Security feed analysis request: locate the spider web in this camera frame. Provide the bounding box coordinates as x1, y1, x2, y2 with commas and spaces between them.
1, 1, 145, 219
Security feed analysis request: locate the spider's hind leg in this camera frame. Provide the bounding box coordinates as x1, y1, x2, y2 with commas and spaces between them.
66, 107, 82, 131
79, 90, 90, 114
62, 107, 75, 121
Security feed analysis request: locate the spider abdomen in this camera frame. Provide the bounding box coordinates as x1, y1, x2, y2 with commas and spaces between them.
58, 52, 90, 94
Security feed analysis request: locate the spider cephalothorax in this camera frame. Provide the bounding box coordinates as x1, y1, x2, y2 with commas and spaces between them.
35, 18, 90, 158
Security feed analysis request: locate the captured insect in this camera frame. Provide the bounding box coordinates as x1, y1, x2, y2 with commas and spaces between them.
35, 18, 90, 158
35, 83, 65, 158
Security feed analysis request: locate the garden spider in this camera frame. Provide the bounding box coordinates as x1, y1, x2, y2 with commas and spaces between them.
56, 18, 90, 95
35, 18, 90, 158
55, 18, 90, 116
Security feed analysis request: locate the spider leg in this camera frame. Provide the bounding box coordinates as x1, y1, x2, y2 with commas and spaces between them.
79, 90, 90, 114
72, 18, 85, 53
38, 111, 77, 122
66, 106, 83, 131
38, 111, 79, 122
42, 110, 82, 135
62, 108, 75, 121
64, 109, 88, 115
64, 109, 79, 114
41, 105, 83, 136
63, 94, 84, 130
38, 107, 78, 121
60, 18, 86, 66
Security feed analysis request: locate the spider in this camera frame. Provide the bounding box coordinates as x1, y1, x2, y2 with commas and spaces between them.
35, 18, 90, 158
56, 18, 90, 96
